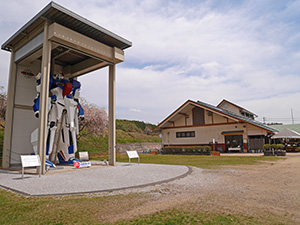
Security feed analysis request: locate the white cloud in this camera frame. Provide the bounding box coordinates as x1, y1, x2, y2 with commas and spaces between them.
1, 0, 300, 125
129, 108, 142, 113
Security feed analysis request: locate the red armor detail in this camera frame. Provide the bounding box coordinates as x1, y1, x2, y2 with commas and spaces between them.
63, 82, 73, 97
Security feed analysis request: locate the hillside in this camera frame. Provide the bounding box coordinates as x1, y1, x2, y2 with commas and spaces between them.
116, 119, 157, 133
77, 119, 161, 153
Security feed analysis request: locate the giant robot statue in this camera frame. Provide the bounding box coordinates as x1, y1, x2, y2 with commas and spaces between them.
31, 72, 84, 168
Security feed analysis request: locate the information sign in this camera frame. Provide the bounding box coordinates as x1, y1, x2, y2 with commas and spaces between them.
126, 150, 140, 164
20, 155, 41, 179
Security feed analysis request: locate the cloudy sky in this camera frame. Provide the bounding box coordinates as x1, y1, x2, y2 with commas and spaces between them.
1, 0, 300, 125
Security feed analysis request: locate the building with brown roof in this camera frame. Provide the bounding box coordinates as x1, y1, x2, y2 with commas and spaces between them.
154, 99, 278, 152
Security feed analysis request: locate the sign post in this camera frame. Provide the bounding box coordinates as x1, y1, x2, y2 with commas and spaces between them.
20, 155, 41, 179
126, 151, 140, 164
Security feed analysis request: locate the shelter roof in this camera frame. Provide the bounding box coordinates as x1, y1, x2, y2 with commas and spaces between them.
271, 128, 300, 139
154, 99, 277, 133
2, 1, 132, 52
269, 124, 300, 133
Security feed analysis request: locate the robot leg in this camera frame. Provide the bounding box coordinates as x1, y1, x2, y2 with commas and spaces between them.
31, 128, 56, 169
47, 121, 57, 160
64, 98, 78, 157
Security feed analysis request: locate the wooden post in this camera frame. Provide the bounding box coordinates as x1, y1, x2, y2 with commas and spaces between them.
38, 21, 51, 174
108, 64, 116, 166
2, 50, 16, 169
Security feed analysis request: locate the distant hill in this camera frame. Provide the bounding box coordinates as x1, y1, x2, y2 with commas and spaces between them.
77, 119, 161, 153
116, 119, 157, 133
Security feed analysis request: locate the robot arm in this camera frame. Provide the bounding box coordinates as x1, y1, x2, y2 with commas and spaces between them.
71, 79, 84, 119
76, 100, 84, 119
33, 96, 40, 118
32, 72, 41, 118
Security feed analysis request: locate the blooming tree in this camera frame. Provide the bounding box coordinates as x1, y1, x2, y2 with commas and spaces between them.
78, 97, 108, 138
0, 86, 7, 128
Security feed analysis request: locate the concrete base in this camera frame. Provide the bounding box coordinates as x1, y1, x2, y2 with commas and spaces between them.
0, 162, 191, 196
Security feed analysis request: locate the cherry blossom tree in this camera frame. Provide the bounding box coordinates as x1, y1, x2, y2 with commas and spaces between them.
0, 86, 7, 128
78, 97, 108, 138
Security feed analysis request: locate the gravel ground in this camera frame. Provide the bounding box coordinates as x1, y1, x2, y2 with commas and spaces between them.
0, 162, 190, 196
101, 154, 300, 224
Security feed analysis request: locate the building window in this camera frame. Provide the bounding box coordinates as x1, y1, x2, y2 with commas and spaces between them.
176, 131, 195, 138
192, 107, 205, 125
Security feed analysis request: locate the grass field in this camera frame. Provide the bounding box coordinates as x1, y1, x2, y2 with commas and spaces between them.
116, 153, 281, 169
0, 154, 284, 224
0, 188, 266, 225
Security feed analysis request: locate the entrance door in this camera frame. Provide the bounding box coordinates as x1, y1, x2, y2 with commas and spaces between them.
249, 135, 265, 151
225, 135, 243, 152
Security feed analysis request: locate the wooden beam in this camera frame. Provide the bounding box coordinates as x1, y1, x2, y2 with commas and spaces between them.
48, 23, 124, 64
64, 58, 109, 78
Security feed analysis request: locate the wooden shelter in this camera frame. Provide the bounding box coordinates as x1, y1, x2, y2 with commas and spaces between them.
1, 2, 132, 174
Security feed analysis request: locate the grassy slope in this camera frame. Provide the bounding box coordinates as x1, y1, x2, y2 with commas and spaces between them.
77, 119, 161, 154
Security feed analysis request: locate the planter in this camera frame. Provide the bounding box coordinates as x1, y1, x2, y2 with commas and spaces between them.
162, 146, 212, 155
264, 150, 274, 156
212, 151, 220, 156
275, 150, 286, 156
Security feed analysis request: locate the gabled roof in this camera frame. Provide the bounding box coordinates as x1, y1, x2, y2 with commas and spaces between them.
2, 1, 132, 52
217, 99, 257, 117
154, 99, 278, 133
271, 128, 300, 139
269, 124, 300, 133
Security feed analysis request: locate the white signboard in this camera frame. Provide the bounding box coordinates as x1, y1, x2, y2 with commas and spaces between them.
79, 152, 89, 161
21, 155, 41, 167
127, 151, 139, 159
126, 151, 140, 164
20, 155, 41, 179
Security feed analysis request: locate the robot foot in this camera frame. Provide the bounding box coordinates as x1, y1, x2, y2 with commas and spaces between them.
58, 155, 82, 165
45, 160, 56, 171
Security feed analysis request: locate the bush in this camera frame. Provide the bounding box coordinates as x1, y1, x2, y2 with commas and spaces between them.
162, 146, 212, 155
263, 144, 270, 150
276, 144, 284, 150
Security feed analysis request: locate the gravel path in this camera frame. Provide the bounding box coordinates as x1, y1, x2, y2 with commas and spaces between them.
103, 154, 300, 224
0, 163, 190, 196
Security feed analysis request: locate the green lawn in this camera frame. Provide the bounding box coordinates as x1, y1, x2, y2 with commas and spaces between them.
113, 209, 261, 225
115, 154, 282, 169
0, 188, 268, 225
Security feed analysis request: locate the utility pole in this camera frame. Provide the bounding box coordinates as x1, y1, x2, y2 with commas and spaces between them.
291, 108, 294, 124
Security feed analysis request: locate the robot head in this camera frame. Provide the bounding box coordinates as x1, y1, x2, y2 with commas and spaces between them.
53, 73, 64, 80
